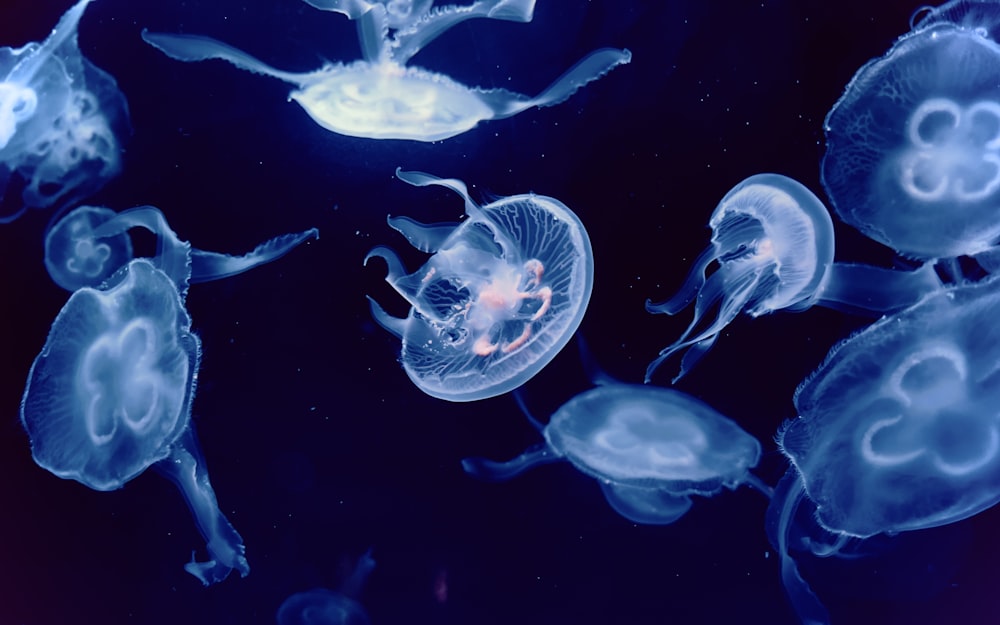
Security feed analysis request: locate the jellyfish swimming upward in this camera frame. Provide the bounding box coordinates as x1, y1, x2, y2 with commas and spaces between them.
0, 0, 128, 221
365, 168, 593, 401
822, 1, 1000, 258
645, 173, 943, 382
141, 0, 631, 141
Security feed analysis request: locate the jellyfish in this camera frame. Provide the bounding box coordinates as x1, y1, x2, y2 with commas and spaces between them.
463, 374, 768, 524
644, 173, 944, 383
276, 549, 375, 625
365, 168, 593, 401
141, 0, 631, 142
44, 204, 319, 295
19, 259, 249, 585
821, 8, 1000, 258
0, 0, 129, 221
302, 0, 434, 30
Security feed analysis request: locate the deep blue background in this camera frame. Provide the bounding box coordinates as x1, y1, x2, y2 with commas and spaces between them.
2, 1, 999, 624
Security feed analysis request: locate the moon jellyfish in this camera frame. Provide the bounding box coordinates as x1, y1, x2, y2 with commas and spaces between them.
303, 0, 434, 30
141, 0, 631, 141
0, 0, 129, 221
19, 259, 249, 585
365, 169, 593, 402
822, 7, 1000, 258
463, 377, 767, 525
277, 549, 375, 625
645, 173, 943, 383
44, 204, 319, 294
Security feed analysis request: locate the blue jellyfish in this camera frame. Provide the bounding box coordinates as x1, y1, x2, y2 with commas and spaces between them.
277, 549, 375, 625
365, 168, 593, 402
645, 173, 943, 382
764, 274, 1000, 624
20, 259, 249, 585
303, 0, 434, 30
141, 0, 630, 141
0, 0, 129, 221
822, 4, 1000, 258
44, 204, 319, 295
463, 369, 768, 524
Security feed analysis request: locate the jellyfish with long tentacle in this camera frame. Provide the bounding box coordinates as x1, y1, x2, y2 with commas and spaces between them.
645, 173, 944, 383
141, 0, 630, 142
44, 204, 319, 296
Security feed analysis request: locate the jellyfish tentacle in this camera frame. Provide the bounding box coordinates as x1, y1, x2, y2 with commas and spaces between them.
190, 228, 319, 283
645, 243, 718, 316
461, 442, 560, 481
140, 31, 307, 85
387, 215, 458, 253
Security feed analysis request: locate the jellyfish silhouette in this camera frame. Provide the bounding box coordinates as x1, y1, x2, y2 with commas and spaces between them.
463, 355, 768, 524
141, 0, 630, 141
19, 259, 249, 585
645, 173, 942, 382
44, 204, 319, 295
276, 549, 375, 625
0, 0, 129, 221
365, 168, 593, 401
763, 274, 1000, 624
822, 6, 1000, 258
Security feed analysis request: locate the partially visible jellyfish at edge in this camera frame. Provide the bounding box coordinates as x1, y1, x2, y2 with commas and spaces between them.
463, 354, 770, 525
141, 0, 631, 141
645, 173, 944, 383
365, 168, 593, 402
0, 0, 129, 222
277, 549, 375, 625
44, 203, 319, 295
19, 259, 249, 585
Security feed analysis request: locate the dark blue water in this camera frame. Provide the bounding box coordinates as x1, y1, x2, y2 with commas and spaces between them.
1, 1, 998, 624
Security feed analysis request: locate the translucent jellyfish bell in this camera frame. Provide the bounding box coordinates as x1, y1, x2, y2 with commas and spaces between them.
822, 8, 1000, 258
365, 168, 593, 402
645, 174, 943, 383
0, 0, 129, 221
44, 204, 319, 295
463, 378, 767, 525
141, 0, 631, 141
779, 275, 1000, 539
277, 549, 375, 625
19, 259, 249, 585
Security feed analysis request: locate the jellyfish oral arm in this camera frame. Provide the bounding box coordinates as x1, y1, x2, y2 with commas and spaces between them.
461, 442, 561, 481
190, 228, 320, 283
155, 430, 249, 585
813, 262, 943, 315
141, 31, 308, 85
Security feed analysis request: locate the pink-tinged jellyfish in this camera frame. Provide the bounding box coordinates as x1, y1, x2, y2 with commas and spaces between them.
0, 0, 129, 221
365, 168, 592, 402
141, 0, 630, 142
44, 204, 319, 295
19, 259, 249, 585
277, 549, 375, 625
645, 173, 943, 383
463, 368, 768, 524
822, 8, 1000, 258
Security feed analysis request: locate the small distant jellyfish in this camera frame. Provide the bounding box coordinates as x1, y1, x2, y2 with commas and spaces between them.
645, 173, 943, 382
822, 7, 1000, 258
277, 549, 375, 625
141, 0, 631, 141
365, 168, 593, 401
44, 204, 319, 295
463, 358, 769, 524
20, 259, 249, 585
0, 0, 129, 221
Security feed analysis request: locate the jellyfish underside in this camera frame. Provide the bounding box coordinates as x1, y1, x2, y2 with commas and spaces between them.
463, 382, 767, 525
141, 0, 631, 141
0, 0, 127, 222
20, 259, 249, 584
44, 204, 319, 293
645, 174, 943, 383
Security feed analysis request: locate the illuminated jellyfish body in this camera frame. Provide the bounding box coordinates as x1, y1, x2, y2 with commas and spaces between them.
304, 0, 434, 30
44, 204, 319, 294
0, 0, 128, 221
645, 174, 943, 383
277, 549, 375, 625
822, 6, 1000, 259
463, 377, 768, 524
768, 275, 1000, 624
365, 168, 593, 402
141, 0, 631, 141
19, 259, 249, 585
